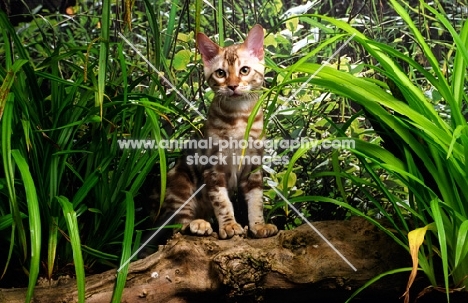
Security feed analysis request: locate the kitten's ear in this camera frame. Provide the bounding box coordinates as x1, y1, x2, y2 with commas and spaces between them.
243, 24, 264, 60
196, 33, 220, 65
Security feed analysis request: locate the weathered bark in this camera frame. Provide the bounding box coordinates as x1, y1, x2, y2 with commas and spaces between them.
0, 217, 410, 303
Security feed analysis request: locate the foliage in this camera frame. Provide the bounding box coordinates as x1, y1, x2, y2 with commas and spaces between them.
0, 0, 177, 296
273, 1, 468, 301
1, 0, 468, 302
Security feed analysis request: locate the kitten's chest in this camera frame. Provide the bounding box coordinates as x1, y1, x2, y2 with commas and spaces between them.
205, 102, 263, 140
218, 119, 254, 139
202, 99, 263, 188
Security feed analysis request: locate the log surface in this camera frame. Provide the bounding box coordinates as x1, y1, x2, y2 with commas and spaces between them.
0, 217, 409, 303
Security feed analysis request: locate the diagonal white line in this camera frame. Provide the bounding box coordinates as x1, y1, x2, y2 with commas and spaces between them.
117, 184, 206, 272
269, 33, 356, 121
269, 185, 357, 272
118, 32, 206, 120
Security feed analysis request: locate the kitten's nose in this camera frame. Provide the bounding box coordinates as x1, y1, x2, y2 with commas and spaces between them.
228, 85, 238, 91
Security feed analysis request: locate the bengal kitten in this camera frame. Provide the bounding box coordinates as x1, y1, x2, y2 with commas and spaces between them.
159, 24, 277, 240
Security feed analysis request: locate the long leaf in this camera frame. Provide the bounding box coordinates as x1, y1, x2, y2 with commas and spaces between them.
346, 267, 414, 303
454, 220, 468, 268
145, 108, 167, 210
11, 150, 41, 303
430, 199, 450, 301
96, 0, 111, 112
2, 92, 28, 265
111, 191, 135, 303
56, 196, 86, 303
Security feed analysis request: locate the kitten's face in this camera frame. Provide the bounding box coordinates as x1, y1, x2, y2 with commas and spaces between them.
196, 25, 265, 99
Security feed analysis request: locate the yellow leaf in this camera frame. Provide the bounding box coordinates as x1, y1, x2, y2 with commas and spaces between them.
287, 172, 297, 188
402, 223, 435, 303
286, 18, 299, 33
177, 33, 191, 43
264, 35, 277, 48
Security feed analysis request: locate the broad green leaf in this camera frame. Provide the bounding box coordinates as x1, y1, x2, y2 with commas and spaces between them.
172, 49, 192, 71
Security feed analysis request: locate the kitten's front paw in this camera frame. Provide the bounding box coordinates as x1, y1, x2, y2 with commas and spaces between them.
250, 223, 278, 238
219, 222, 244, 239
189, 219, 213, 236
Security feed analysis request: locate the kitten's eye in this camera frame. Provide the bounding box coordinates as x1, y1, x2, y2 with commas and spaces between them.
215, 69, 226, 78
239, 66, 250, 76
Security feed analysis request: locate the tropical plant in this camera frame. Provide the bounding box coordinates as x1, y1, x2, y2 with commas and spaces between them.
1, 0, 467, 302
0, 0, 179, 300
270, 0, 468, 301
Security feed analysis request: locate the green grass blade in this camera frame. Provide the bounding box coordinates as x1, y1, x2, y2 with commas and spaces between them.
112, 191, 135, 303
195, 0, 202, 40
2, 93, 27, 262
96, 0, 111, 112
0, 59, 28, 120
422, 3, 468, 127
243, 92, 265, 144
217, 0, 224, 46
163, 0, 179, 57
331, 150, 347, 203
47, 219, 58, 279
56, 196, 85, 303
0, 11, 13, 68
315, 15, 449, 132
448, 20, 468, 127
11, 150, 41, 303
144, 0, 161, 71
454, 220, 468, 269
129, 151, 161, 195
389, 0, 451, 102
345, 267, 414, 303
430, 199, 450, 301
0, 11, 30, 62
117, 43, 129, 124
280, 32, 348, 82
296, 64, 462, 184
71, 156, 113, 208
288, 195, 408, 248
0, 213, 26, 230
81, 245, 118, 260
145, 108, 167, 209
